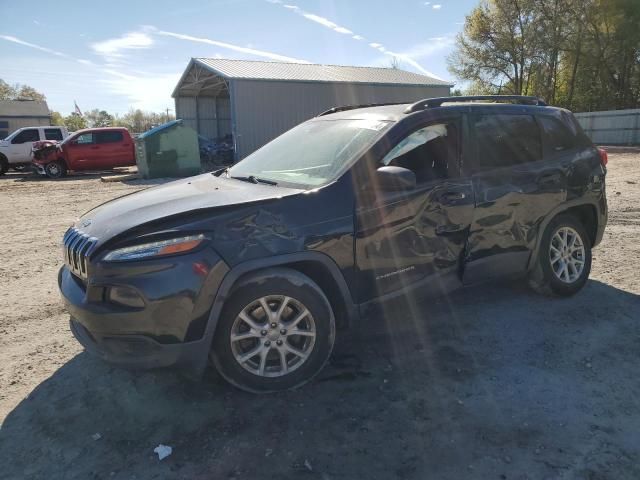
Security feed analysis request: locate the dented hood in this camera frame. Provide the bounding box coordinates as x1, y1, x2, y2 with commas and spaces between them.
75, 173, 302, 243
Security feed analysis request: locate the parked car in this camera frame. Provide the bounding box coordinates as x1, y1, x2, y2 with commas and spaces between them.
0, 125, 68, 174
58, 96, 607, 392
32, 127, 135, 178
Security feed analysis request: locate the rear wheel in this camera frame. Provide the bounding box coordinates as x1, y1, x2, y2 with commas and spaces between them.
211, 268, 335, 393
529, 214, 592, 296
45, 160, 67, 179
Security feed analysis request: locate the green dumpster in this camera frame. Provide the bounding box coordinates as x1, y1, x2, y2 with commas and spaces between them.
135, 120, 200, 178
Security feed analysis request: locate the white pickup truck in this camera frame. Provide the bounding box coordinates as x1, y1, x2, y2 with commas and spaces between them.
0, 126, 69, 174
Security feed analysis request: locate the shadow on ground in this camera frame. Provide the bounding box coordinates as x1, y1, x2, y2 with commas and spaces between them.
1, 280, 639, 480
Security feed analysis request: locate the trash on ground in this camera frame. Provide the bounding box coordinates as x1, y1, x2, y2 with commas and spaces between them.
154, 444, 172, 461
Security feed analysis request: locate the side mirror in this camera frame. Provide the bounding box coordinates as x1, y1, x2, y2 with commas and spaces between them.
376, 166, 416, 191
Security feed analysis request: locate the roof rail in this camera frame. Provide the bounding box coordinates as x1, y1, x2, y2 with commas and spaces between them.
317, 102, 403, 117
404, 95, 547, 114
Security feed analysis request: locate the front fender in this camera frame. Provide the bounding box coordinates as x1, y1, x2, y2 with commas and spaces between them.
191, 251, 356, 376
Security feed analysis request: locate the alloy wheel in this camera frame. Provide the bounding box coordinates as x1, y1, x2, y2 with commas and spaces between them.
549, 226, 585, 284
230, 295, 316, 377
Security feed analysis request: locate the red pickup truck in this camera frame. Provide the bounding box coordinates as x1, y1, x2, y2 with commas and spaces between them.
32, 127, 135, 178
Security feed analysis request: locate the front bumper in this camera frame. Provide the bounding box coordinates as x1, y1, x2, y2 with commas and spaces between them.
32, 162, 46, 175
59, 248, 229, 374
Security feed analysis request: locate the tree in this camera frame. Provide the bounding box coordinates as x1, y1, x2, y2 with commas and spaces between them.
50, 111, 65, 126
64, 113, 87, 132
388, 56, 401, 69
0, 80, 15, 100
0, 79, 46, 101
112, 108, 175, 133
85, 109, 114, 128
15, 85, 46, 101
448, 0, 640, 110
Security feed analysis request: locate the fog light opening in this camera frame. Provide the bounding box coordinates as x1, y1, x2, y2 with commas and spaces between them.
108, 286, 145, 308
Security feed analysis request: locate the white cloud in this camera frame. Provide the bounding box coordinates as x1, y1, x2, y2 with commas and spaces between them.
91, 31, 154, 60
100, 72, 179, 111
299, 12, 353, 35
151, 28, 310, 63
432, 4, 442, 9
1, 33, 176, 111
264, 0, 446, 79
424, 1, 431, 4
1, 34, 67, 58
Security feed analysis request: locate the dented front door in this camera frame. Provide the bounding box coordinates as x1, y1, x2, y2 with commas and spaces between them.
353, 115, 475, 303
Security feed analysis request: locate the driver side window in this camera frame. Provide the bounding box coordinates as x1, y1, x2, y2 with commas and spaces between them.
381, 122, 459, 184
75, 133, 94, 145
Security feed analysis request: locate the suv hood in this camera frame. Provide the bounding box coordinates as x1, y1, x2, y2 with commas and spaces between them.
75, 173, 303, 244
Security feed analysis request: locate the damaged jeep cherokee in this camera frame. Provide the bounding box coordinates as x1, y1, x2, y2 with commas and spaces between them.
59, 96, 607, 392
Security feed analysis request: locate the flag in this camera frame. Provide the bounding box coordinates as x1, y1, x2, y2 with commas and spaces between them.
74, 101, 83, 116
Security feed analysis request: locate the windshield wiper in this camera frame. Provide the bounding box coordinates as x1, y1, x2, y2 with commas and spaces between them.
230, 175, 278, 186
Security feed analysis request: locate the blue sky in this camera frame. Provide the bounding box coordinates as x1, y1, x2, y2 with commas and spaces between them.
0, 0, 476, 115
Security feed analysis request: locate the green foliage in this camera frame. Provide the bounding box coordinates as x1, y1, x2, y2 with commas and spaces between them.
50, 111, 65, 126
0, 79, 46, 101
448, 0, 640, 110
85, 109, 114, 128
63, 113, 87, 132
112, 108, 175, 134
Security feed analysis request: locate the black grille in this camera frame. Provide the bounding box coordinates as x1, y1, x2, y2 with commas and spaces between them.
62, 227, 97, 279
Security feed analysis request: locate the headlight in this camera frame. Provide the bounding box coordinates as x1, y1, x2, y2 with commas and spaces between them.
103, 234, 205, 262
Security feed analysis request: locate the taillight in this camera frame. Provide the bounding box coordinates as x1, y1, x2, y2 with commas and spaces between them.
597, 147, 608, 167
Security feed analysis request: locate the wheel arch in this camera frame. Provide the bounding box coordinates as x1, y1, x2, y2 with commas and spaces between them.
528, 200, 600, 271
191, 252, 358, 376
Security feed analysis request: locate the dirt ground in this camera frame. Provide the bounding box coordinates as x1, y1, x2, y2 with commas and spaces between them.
0, 151, 638, 480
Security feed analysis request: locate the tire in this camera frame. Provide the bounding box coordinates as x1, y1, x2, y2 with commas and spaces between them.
529, 214, 592, 296
211, 268, 336, 393
0, 156, 8, 176
45, 160, 67, 179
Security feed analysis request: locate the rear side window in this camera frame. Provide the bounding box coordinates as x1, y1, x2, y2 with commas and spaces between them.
11, 129, 40, 144
44, 128, 63, 141
538, 115, 580, 152
472, 114, 542, 169
96, 131, 124, 144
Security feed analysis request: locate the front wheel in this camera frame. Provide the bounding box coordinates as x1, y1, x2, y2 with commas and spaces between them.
529, 214, 592, 296
45, 161, 67, 179
211, 269, 335, 393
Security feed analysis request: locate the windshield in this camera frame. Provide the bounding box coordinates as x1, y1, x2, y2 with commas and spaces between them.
228, 118, 391, 188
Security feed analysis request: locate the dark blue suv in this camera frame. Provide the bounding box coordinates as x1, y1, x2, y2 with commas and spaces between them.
59, 96, 608, 392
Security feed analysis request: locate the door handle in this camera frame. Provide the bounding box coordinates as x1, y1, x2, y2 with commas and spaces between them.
90, 146, 99, 149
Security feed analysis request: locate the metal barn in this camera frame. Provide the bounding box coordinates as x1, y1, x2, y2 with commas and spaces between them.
172, 58, 452, 160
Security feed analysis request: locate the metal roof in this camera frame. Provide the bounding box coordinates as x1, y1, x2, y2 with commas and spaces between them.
193, 58, 452, 87
0, 100, 50, 117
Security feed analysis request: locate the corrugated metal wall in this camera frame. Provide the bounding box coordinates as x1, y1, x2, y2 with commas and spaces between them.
197, 97, 217, 139
575, 109, 640, 145
175, 97, 197, 132
231, 80, 450, 159
175, 96, 232, 140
